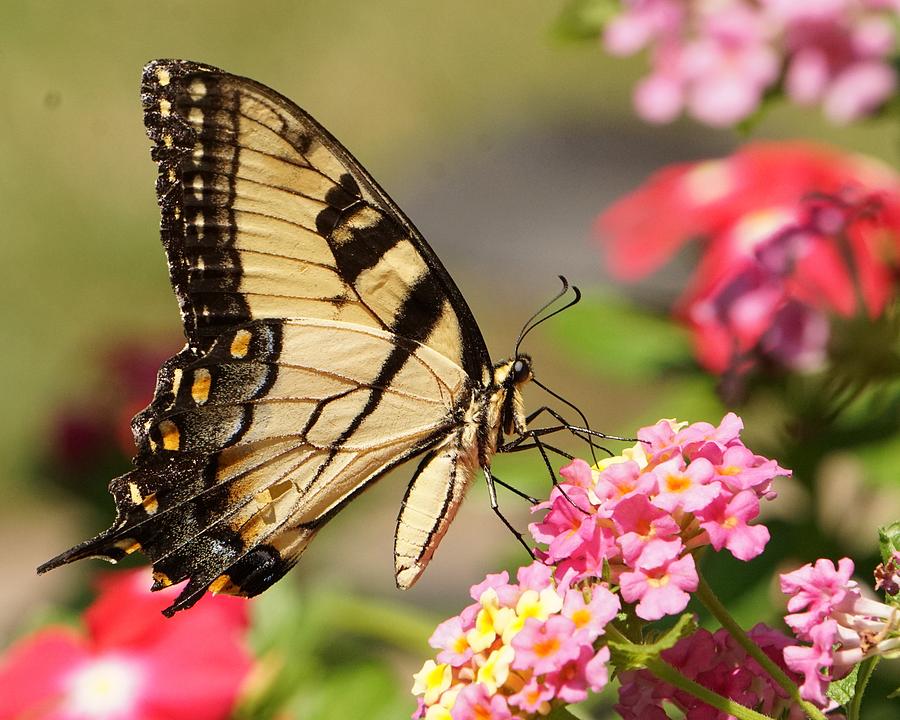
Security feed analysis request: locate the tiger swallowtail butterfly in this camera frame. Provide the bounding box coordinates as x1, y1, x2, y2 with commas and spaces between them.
39, 59, 574, 616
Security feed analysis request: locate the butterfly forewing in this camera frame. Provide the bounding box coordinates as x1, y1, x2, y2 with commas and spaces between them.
143, 60, 489, 377
39, 60, 497, 614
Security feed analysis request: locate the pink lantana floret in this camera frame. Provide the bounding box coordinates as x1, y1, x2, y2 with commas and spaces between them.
695, 490, 770, 560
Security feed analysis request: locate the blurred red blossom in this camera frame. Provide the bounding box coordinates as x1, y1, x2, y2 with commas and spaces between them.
0, 570, 252, 720
597, 141, 900, 378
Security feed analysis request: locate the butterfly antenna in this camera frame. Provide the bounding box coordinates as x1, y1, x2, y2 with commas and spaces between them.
514, 277, 581, 356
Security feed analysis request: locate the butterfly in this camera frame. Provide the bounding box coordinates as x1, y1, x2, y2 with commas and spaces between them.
39, 59, 586, 616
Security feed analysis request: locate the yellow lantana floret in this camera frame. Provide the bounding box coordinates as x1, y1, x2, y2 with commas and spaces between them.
467, 589, 515, 652
475, 645, 515, 694
412, 660, 451, 705
502, 587, 564, 643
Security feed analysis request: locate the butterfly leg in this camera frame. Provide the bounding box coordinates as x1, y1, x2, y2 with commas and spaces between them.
499, 429, 592, 516
526, 405, 634, 443
490, 474, 538, 504
483, 464, 535, 559
522, 408, 603, 462
499, 433, 573, 459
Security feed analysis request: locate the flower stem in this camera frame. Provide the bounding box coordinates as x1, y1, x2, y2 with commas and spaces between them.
847, 656, 880, 720
606, 625, 774, 720
646, 656, 775, 720
694, 571, 828, 720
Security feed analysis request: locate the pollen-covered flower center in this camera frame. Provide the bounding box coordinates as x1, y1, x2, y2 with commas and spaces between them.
534, 636, 561, 658
571, 609, 591, 628
664, 473, 691, 493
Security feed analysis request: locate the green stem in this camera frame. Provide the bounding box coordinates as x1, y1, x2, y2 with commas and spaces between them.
847, 657, 880, 720
606, 625, 774, 720
694, 572, 828, 720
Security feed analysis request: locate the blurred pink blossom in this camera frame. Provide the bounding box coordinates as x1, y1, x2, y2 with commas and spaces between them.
602, 0, 899, 125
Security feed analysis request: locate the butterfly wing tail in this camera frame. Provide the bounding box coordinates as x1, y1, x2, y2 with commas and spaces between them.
38, 451, 319, 616
394, 432, 476, 589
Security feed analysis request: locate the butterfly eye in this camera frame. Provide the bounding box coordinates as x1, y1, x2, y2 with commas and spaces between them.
510, 357, 531, 384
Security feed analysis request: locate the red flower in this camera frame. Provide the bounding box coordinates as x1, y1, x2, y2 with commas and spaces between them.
0, 570, 252, 720
597, 142, 900, 376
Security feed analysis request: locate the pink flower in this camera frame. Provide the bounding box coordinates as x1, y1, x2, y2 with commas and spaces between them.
451, 684, 513, 720
822, 60, 897, 122
612, 494, 680, 565
648, 457, 721, 513
780, 557, 858, 636
469, 571, 518, 607
0, 570, 252, 720
414, 563, 617, 718
511, 616, 580, 675
430, 616, 473, 667
599, 0, 899, 126
595, 460, 656, 504
584, 646, 612, 691
702, 443, 788, 496
781, 556, 900, 704
634, 71, 684, 123
619, 541, 698, 620
543, 646, 600, 704
695, 490, 771, 560
416, 415, 792, 717
507, 676, 553, 714
783, 620, 839, 706
561, 585, 620, 644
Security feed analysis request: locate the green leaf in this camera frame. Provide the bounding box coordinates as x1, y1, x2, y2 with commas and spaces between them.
608, 614, 698, 670
878, 520, 900, 564
552, 0, 620, 43
829, 664, 860, 706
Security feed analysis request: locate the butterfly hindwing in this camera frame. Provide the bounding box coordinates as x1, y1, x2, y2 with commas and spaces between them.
42, 318, 475, 613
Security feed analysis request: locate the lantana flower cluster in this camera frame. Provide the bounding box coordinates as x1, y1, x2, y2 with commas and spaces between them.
531, 413, 786, 621
781, 557, 900, 706
616, 624, 804, 719
598, 142, 900, 381
603, 0, 900, 126
412, 562, 619, 719
412, 414, 791, 718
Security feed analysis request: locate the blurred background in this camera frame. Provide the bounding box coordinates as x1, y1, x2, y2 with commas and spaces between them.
2, 2, 898, 718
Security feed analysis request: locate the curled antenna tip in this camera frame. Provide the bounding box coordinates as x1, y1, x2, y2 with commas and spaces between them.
514, 276, 582, 355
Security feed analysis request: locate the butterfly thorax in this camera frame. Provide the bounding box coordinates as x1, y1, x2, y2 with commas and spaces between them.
480, 355, 533, 456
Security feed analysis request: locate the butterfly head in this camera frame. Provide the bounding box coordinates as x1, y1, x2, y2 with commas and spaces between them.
492, 355, 532, 436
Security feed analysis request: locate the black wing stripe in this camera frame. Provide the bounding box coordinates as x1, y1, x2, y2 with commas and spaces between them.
326, 210, 405, 284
